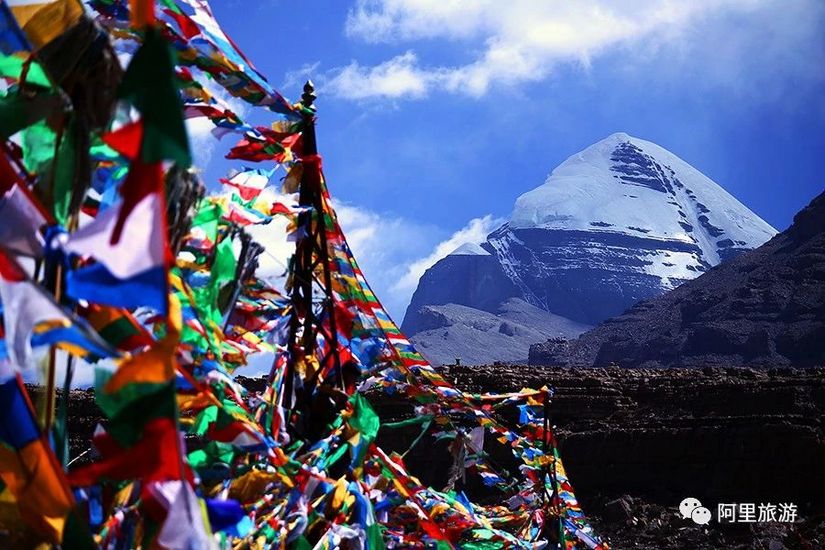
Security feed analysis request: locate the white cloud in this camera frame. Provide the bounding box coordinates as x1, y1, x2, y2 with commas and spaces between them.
324, 51, 432, 100
282, 61, 322, 92
669, 0, 825, 106
326, 0, 812, 100
391, 214, 503, 298
245, 217, 293, 281
186, 117, 219, 169
335, 207, 503, 321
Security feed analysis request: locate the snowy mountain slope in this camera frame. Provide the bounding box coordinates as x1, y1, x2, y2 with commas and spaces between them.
402, 133, 777, 360
450, 242, 490, 256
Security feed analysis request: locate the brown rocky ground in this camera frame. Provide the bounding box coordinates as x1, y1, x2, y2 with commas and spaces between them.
50, 366, 825, 549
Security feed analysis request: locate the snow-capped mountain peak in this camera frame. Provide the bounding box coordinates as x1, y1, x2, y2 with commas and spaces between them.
509, 132, 776, 266
402, 133, 778, 364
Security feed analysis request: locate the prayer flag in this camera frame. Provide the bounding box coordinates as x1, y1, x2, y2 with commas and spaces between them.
0, 248, 117, 369
7, 0, 83, 50
64, 160, 170, 313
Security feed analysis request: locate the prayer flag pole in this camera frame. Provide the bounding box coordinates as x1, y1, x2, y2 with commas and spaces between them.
280, 81, 344, 439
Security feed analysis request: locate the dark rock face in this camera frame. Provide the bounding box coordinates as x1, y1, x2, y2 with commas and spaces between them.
531, 191, 825, 368
529, 337, 570, 365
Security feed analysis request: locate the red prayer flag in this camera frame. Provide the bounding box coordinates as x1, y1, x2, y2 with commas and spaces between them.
68, 418, 189, 486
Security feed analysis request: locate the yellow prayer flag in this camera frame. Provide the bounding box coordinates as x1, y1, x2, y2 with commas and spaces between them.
9, 0, 83, 50
0, 439, 73, 543
104, 336, 177, 393
329, 477, 348, 511
104, 293, 182, 393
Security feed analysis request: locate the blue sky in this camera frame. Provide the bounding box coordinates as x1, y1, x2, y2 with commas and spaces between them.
197, 0, 825, 320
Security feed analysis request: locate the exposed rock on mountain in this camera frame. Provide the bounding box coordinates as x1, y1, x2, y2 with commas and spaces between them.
530, 190, 825, 368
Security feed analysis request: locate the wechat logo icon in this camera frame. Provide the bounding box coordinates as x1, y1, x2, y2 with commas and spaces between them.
679, 497, 712, 525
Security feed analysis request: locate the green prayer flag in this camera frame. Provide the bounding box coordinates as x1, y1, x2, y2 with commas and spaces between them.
366, 509, 385, 549
20, 119, 55, 174
157, 0, 184, 13
94, 369, 176, 447
188, 441, 234, 468
323, 441, 349, 469
51, 115, 77, 224
191, 231, 237, 330
212, 233, 238, 289
381, 414, 433, 430
0, 56, 51, 88
471, 529, 496, 540
192, 405, 219, 436
96, 315, 143, 349
350, 393, 379, 440
461, 542, 501, 550
192, 201, 222, 240
290, 535, 312, 550
106, 382, 177, 447
19, 116, 76, 224
119, 27, 191, 166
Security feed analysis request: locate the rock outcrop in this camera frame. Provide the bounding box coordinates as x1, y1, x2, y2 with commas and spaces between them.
407, 298, 590, 365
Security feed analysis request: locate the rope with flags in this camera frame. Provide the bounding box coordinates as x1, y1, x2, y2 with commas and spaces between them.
0, 1, 608, 548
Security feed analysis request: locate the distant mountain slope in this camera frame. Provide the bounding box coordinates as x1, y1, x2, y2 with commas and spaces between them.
410, 298, 590, 366
530, 191, 825, 368
402, 133, 776, 364
400, 243, 520, 337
